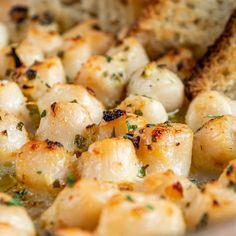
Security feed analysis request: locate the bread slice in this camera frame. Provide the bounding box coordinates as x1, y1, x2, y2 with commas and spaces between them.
29, 0, 146, 32
185, 11, 236, 100
156, 47, 195, 81
129, 0, 236, 59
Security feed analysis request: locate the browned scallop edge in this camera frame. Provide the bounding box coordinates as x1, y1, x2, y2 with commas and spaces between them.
185, 10, 236, 101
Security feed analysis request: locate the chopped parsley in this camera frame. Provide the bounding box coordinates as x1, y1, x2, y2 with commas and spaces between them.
13, 188, 28, 201
7, 197, 22, 206
146, 124, 156, 127
126, 195, 134, 202
66, 174, 75, 187
137, 165, 149, 178
206, 114, 224, 119
16, 122, 24, 131
29, 106, 38, 117
70, 99, 78, 103
110, 73, 121, 81
106, 56, 112, 62
126, 120, 138, 132
36, 170, 42, 174
40, 110, 47, 118
146, 204, 155, 210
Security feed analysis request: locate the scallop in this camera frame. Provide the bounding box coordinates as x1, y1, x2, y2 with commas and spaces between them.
127, 63, 184, 112
117, 94, 168, 124
77, 138, 140, 183
36, 102, 93, 152
16, 140, 76, 192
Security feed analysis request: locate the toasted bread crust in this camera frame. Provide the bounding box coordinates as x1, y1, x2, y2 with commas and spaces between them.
129, 0, 236, 59
185, 11, 236, 100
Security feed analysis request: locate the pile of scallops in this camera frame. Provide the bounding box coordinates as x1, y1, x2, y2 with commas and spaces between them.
1, 5, 236, 236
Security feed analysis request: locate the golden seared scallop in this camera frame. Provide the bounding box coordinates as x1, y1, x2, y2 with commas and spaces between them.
16, 40, 44, 67
16, 140, 76, 192
0, 80, 29, 123
41, 179, 119, 230
107, 37, 149, 78
186, 91, 236, 131
219, 159, 236, 188
134, 171, 207, 230
59, 37, 92, 83
54, 228, 93, 236
36, 101, 93, 152
75, 55, 126, 108
13, 57, 65, 101
127, 63, 184, 112
77, 138, 140, 183
25, 14, 63, 55
96, 192, 186, 236
37, 84, 104, 124
192, 115, 236, 174
0, 193, 35, 236
0, 111, 29, 164
117, 94, 168, 124
97, 109, 148, 140
133, 122, 193, 177
200, 181, 236, 227
63, 19, 114, 55
0, 22, 8, 49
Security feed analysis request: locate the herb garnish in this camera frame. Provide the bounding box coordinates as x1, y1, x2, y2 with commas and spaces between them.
66, 174, 75, 187
126, 195, 134, 202
137, 165, 149, 178
126, 120, 138, 132
40, 110, 47, 118
206, 114, 224, 119
16, 122, 24, 131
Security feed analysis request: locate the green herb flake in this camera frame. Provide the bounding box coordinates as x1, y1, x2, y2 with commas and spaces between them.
146, 124, 156, 127
206, 114, 224, 119
40, 110, 47, 118
36, 170, 42, 175
7, 197, 22, 206
14, 188, 28, 201
137, 165, 149, 178
110, 73, 121, 82
146, 204, 155, 210
134, 110, 143, 116
126, 195, 134, 202
16, 122, 24, 131
106, 56, 112, 62
70, 99, 78, 103
66, 174, 75, 187
29, 106, 38, 117
126, 120, 138, 132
